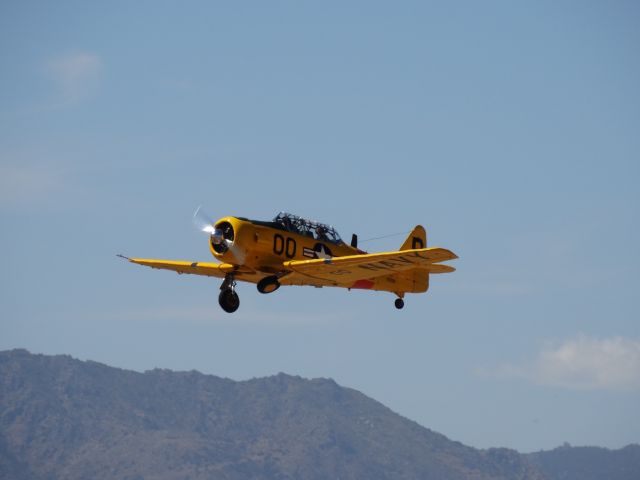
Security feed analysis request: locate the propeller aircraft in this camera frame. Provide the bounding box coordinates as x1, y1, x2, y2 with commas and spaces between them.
119, 210, 458, 313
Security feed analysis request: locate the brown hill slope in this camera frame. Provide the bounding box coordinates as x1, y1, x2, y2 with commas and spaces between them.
0, 349, 552, 479
527, 444, 640, 480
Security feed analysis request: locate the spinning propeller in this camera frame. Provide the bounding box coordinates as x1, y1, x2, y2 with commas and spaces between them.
192, 206, 245, 263
193, 206, 223, 244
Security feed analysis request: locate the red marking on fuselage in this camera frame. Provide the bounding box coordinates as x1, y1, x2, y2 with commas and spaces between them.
352, 279, 375, 289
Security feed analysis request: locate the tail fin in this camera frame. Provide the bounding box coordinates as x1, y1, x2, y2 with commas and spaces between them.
399, 225, 429, 292
400, 225, 427, 250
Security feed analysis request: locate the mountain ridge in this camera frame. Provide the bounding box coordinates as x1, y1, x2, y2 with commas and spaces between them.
1, 349, 637, 479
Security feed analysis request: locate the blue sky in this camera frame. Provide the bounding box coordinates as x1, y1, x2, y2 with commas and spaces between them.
1, 1, 639, 452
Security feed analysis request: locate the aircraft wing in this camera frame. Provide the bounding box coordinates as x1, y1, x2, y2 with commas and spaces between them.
282, 247, 457, 284
118, 255, 253, 279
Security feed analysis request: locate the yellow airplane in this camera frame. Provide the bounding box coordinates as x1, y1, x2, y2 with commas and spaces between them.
119, 210, 457, 313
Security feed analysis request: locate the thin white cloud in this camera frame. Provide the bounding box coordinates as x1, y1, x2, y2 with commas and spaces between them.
0, 164, 62, 208
479, 335, 640, 391
46, 51, 103, 104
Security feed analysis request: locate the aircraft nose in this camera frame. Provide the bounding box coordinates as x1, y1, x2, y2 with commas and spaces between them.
211, 229, 224, 245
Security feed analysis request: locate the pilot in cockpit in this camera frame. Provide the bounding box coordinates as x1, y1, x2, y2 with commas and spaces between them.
316, 225, 329, 242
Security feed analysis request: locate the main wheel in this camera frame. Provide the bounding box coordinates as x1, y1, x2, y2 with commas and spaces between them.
394, 298, 405, 310
219, 288, 240, 313
257, 276, 281, 294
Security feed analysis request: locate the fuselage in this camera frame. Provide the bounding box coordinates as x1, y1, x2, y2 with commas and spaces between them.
207, 215, 430, 295
209, 215, 361, 277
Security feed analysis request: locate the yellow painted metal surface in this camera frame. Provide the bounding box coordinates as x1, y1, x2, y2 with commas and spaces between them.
123, 214, 457, 297
125, 258, 260, 282
281, 247, 456, 292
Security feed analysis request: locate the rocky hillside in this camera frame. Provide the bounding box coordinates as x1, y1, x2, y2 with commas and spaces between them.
0, 349, 635, 479
527, 443, 640, 480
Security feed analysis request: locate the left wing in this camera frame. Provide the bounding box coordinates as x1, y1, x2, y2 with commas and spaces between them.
118, 255, 255, 279
282, 247, 457, 284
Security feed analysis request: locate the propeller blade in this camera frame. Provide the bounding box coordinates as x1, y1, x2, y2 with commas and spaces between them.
193, 206, 216, 235
192, 206, 244, 262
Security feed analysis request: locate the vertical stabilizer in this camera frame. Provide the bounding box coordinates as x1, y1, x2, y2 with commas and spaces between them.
400, 225, 427, 250
399, 225, 429, 292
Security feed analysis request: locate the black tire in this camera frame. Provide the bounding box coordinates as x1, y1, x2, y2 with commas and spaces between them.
394, 298, 405, 310
219, 289, 240, 313
257, 276, 281, 294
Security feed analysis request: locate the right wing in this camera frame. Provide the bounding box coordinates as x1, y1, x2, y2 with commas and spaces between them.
118, 255, 257, 280
282, 247, 457, 286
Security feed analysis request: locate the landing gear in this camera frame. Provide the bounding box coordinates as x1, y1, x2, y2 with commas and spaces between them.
219, 288, 240, 313
257, 275, 280, 294
394, 298, 405, 310
219, 274, 239, 313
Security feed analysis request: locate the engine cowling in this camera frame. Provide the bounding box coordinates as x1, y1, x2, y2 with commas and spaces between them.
209, 218, 247, 265
210, 221, 234, 254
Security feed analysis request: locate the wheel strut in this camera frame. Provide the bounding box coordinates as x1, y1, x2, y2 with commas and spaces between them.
220, 273, 236, 292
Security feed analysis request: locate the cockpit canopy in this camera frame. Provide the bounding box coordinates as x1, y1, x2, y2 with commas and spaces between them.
273, 212, 342, 244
